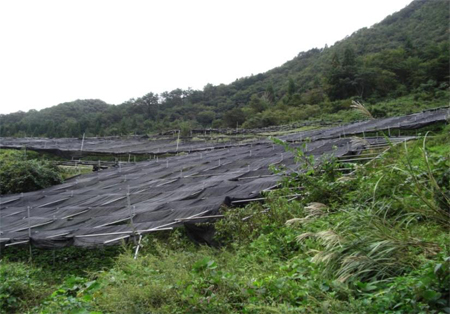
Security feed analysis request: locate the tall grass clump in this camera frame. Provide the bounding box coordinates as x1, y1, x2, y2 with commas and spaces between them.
391, 133, 450, 227
296, 203, 440, 283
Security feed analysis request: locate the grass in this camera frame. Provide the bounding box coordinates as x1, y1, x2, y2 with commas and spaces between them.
58, 165, 93, 179
259, 125, 320, 137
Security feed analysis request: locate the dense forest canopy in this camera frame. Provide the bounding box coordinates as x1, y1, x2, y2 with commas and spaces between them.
0, 0, 448, 137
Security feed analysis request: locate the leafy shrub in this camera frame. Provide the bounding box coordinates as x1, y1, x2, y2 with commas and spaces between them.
0, 150, 62, 194
0, 261, 48, 313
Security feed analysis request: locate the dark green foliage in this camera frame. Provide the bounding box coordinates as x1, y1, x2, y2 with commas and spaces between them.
0, 150, 63, 195
0, 262, 49, 313
223, 107, 246, 128
196, 110, 216, 126
360, 257, 450, 313
1, 245, 121, 279
0, 245, 121, 313
36, 276, 102, 314
248, 95, 269, 113
0, 99, 109, 138
287, 77, 296, 96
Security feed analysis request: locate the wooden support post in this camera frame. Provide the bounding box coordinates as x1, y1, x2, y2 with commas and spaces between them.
80, 133, 85, 152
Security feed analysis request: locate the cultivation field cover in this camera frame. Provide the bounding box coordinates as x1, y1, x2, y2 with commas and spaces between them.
1, 136, 388, 248
0, 108, 447, 249
0, 108, 447, 157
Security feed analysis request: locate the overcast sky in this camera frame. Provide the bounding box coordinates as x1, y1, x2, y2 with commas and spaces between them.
0, 0, 412, 115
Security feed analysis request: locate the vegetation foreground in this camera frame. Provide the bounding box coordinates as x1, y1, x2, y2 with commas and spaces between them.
0, 126, 448, 314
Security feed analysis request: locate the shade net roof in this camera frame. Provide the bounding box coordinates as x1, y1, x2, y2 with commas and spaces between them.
1, 108, 447, 249
0, 136, 257, 158
280, 107, 449, 142
0, 136, 400, 249
1, 108, 447, 158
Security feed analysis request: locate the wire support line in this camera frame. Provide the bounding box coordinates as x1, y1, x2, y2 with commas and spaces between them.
41, 227, 176, 240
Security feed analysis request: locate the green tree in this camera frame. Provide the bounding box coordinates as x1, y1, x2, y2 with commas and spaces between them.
138, 92, 159, 120
223, 108, 246, 128
196, 111, 216, 126
248, 95, 268, 113
287, 78, 296, 96
265, 83, 276, 103
326, 47, 359, 100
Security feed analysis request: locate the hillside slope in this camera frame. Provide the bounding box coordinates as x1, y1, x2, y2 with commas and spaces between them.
0, 0, 448, 137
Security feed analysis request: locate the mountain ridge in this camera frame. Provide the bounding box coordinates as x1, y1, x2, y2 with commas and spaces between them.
1, 0, 448, 137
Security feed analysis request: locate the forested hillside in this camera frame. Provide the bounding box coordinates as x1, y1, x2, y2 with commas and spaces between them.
0, 0, 448, 137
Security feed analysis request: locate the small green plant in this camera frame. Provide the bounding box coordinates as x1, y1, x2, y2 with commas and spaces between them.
0, 261, 49, 313
360, 257, 450, 313
37, 276, 102, 314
